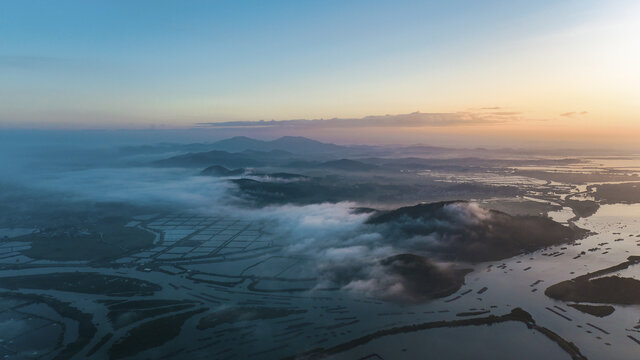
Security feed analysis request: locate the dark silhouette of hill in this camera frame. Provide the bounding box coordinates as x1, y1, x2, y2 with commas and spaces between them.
232, 177, 518, 206
546, 276, 640, 305
321, 159, 379, 171
545, 256, 640, 305
566, 303, 615, 317
209, 136, 271, 152
231, 177, 415, 205
210, 136, 345, 153
286, 159, 380, 171
200, 165, 245, 177
366, 201, 585, 262
200, 165, 308, 180
362, 156, 580, 171
248, 172, 308, 180
154, 150, 266, 168
378, 254, 471, 302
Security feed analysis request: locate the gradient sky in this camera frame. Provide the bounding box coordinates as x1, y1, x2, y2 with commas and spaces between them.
1, 1, 639, 147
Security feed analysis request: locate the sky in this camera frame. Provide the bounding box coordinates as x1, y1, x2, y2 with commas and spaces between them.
1, 0, 639, 148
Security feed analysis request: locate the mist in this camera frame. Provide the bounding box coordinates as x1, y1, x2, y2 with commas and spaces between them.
0, 132, 486, 303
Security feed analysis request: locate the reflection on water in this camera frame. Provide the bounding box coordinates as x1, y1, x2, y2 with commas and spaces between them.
593, 203, 640, 218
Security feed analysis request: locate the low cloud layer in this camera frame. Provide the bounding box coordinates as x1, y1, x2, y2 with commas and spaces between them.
2, 156, 471, 303
0, 138, 577, 304
0, 154, 559, 303
247, 202, 478, 303
37, 167, 234, 209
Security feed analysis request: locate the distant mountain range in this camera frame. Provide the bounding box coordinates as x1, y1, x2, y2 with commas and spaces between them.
287, 159, 380, 171
136, 136, 344, 155
151, 136, 384, 170
122, 135, 625, 164
200, 165, 246, 177
156, 149, 382, 171
153, 150, 268, 168
148, 135, 586, 171
200, 165, 308, 180
210, 136, 345, 153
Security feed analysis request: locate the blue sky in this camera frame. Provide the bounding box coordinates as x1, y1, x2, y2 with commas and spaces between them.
1, 0, 638, 145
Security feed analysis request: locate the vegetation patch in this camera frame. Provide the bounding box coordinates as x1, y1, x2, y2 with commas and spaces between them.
546, 276, 640, 305
565, 199, 599, 219
567, 303, 615, 317
16, 216, 154, 261
367, 201, 586, 262
108, 308, 205, 360
546, 256, 640, 305
590, 182, 640, 204
0, 272, 161, 296
0, 292, 96, 360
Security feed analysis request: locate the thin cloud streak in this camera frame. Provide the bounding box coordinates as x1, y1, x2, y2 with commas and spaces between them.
197, 111, 522, 129
560, 111, 588, 117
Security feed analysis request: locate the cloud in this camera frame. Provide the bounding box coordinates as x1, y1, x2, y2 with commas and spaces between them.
240, 201, 483, 303
0, 148, 487, 304
488, 111, 521, 116
0, 137, 526, 304
560, 111, 588, 117
31, 167, 234, 209
316, 250, 469, 303
196, 110, 521, 129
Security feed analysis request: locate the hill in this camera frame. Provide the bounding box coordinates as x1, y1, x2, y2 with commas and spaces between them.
154, 150, 265, 168
286, 158, 380, 171
367, 201, 585, 262
200, 165, 245, 177
209, 136, 345, 153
